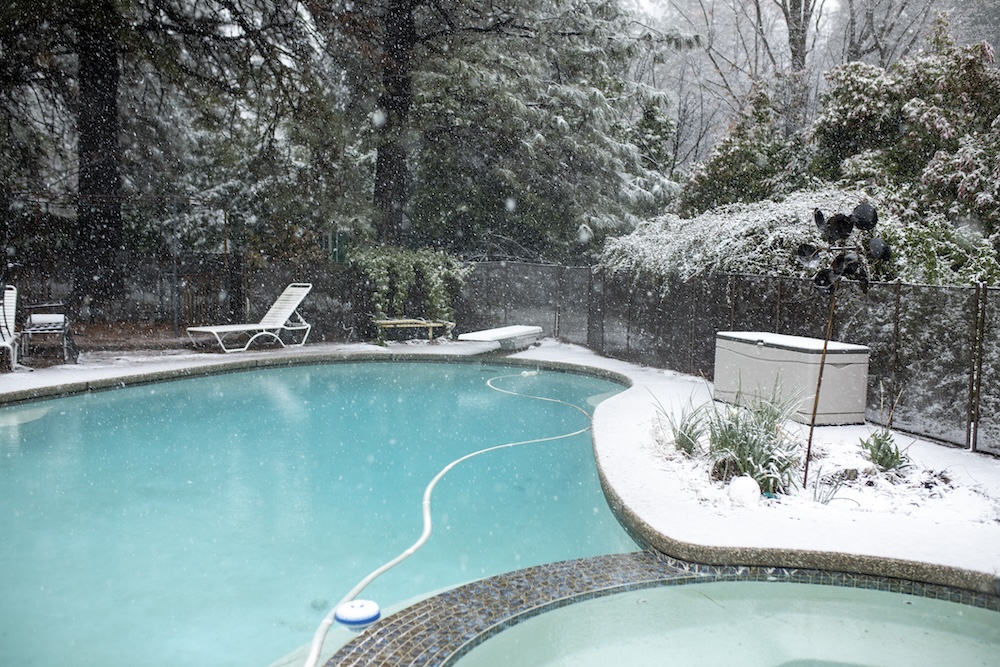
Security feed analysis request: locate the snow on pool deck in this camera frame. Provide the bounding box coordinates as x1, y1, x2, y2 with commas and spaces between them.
511, 341, 1000, 593
3, 338, 999, 594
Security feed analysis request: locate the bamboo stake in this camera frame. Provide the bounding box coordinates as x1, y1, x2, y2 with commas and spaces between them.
803, 288, 837, 488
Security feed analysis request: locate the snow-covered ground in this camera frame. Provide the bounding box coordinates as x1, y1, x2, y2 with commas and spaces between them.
513, 340, 1000, 590
3, 338, 999, 590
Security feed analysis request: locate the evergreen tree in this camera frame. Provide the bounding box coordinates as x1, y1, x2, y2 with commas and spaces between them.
310, 0, 675, 259
1, 0, 315, 312
678, 88, 812, 217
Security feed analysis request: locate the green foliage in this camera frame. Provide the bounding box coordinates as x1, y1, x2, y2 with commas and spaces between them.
628, 102, 677, 174
860, 429, 912, 473
679, 89, 812, 216
641, 19, 1000, 287
653, 396, 707, 456
349, 247, 473, 324
654, 388, 802, 495
814, 18, 1000, 238
705, 390, 802, 496
4, 0, 682, 269
877, 209, 1000, 286
405, 0, 677, 263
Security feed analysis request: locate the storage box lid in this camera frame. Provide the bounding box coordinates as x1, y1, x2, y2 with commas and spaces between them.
716, 331, 869, 355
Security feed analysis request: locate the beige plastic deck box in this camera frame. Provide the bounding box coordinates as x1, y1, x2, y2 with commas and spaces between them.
713, 331, 870, 425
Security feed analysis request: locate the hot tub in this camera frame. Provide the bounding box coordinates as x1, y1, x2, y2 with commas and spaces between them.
713, 331, 869, 425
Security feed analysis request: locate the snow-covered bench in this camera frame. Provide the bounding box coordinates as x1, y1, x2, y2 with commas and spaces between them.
457, 325, 543, 351
373, 318, 455, 341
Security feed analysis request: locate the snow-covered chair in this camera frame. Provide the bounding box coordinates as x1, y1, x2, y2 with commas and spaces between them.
187, 282, 313, 353
21, 301, 78, 363
0, 285, 20, 371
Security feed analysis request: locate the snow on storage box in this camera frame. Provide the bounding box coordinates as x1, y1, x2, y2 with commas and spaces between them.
713, 331, 869, 425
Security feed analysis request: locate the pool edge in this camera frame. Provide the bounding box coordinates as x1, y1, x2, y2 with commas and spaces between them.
326, 551, 1000, 667
4, 343, 999, 667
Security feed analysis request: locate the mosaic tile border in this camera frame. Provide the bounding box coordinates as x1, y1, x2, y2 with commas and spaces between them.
325, 550, 1000, 666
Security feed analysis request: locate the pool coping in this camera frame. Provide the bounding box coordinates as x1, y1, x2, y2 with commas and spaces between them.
3, 342, 999, 666
0, 346, 631, 406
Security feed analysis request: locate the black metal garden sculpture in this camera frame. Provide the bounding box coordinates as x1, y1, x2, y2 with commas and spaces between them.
796, 201, 890, 487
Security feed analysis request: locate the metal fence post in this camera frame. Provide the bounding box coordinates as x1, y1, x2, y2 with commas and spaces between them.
968, 283, 987, 452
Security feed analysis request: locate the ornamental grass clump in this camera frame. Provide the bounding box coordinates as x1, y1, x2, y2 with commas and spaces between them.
653, 395, 707, 456
656, 387, 802, 496
860, 429, 912, 473
705, 389, 802, 496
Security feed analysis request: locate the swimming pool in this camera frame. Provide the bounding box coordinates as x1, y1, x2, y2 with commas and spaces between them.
457, 580, 1000, 666
0, 361, 636, 667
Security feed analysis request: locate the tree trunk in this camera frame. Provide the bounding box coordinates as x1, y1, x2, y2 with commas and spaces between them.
783, 0, 812, 72
373, 0, 416, 245
74, 1, 123, 313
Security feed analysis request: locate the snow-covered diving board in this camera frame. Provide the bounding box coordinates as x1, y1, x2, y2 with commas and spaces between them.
458, 325, 543, 351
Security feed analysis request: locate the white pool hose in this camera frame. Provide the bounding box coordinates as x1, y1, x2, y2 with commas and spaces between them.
302, 372, 593, 667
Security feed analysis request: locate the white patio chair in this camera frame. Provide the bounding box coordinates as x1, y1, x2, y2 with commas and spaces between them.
186, 282, 313, 353
1, 285, 19, 371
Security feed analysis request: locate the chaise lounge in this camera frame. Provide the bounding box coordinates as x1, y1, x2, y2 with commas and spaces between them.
0, 285, 19, 371
187, 282, 313, 353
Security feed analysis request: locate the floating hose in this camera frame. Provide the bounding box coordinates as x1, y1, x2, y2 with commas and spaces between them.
302, 371, 592, 667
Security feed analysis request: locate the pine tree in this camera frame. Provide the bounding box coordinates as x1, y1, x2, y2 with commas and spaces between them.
1, 0, 315, 312
311, 0, 675, 259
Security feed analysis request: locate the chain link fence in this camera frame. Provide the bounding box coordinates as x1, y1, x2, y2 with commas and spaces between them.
457, 262, 592, 345
464, 263, 998, 456
588, 275, 1000, 454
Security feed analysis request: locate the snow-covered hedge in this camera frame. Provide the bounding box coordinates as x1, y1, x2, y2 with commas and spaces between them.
599, 186, 1000, 287
600, 188, 867, 282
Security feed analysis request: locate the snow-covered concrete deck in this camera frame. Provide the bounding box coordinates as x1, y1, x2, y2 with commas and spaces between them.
512, 342, 1000, 595
2, 338, 998, 595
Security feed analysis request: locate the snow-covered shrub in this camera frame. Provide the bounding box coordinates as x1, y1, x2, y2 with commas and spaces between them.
878, 209, 1000, 285
349, 248, 473, 324
648, 19, 1000, 289
600, 187, 887, 285
602, 180, 1000, 287
813, 18, 1000, 240
679, 89, 813, 216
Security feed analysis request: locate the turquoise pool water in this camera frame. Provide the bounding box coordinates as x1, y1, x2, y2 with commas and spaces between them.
456, 581, 1000, 667
0, 362, 636, 667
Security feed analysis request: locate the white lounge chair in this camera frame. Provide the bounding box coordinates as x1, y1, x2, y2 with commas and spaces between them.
187, 282, 313, 353
1, 285, 19, 370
